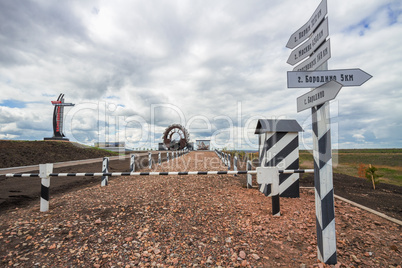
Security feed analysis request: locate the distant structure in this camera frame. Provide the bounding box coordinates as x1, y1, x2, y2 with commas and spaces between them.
162, 124, 190, 150
158, 143, 168, 151
196, 140, 210, 150
94, 142, 126, 152
44, 93, 75, 141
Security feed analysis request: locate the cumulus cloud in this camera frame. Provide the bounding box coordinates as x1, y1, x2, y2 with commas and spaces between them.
0, 0, 401, 149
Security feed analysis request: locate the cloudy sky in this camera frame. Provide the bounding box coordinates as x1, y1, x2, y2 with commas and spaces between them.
0, 0, 401, 150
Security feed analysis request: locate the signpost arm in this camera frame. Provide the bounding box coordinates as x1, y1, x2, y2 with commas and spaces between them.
312, 62, 337, 264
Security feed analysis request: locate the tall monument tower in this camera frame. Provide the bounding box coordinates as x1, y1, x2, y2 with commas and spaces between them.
44, 93, 75, 141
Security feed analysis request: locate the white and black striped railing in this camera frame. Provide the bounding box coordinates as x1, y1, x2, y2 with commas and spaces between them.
4, 162, 313, 215
5, 169, 313, 177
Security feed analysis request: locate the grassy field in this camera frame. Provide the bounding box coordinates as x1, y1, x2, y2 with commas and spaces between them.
299, 149, 402, 187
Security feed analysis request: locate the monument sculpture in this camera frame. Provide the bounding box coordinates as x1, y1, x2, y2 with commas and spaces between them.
44, 93, 75, 141
162, 124, 190, 150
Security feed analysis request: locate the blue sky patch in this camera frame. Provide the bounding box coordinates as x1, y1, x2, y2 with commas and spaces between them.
386, 3, 402, 25
344, 3, 401, 36
0, 99, 27, 108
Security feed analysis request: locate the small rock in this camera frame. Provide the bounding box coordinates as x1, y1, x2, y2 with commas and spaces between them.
364, 252, 373, 257
239, 251, 246, 259
231, 253, 238, 262
351, 254, 360, 263
206, 256, 213, 264
94, 218, 102, 224
300, 264, 306, 268
226, 237, 232, 243
241, 260, 248, 267
125, 237, 133, 242
251, 254, 260, 260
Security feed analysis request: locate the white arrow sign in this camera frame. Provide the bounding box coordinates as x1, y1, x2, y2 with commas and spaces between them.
287, 18, 329, 66
297, 80, 342, 112
293, 39, 331, 71
287, 68, 372, 88
286, 0, 327, 49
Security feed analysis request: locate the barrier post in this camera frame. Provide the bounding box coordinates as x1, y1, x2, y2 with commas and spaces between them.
271, 172, 281, 217
228, 154, 231, 170
148, 152, 152, 169
40, 163, 53, 212
167, 152, 169, 163
101, 157, 109, 186
158, 152, 161, 165
247, 160, 252, 188
233, 155, 238, 176
257, 166, 280, 216
130, 154, 135, 172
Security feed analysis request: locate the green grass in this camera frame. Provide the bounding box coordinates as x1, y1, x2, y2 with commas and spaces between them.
299, 149, 402, 187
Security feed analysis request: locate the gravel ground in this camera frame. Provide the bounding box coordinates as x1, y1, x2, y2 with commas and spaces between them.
0, 151, 401, 267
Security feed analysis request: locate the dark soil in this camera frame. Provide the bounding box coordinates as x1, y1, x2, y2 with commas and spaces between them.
0, 140, 401, 222
300, 173, 402, 221
0, 140, 118, 168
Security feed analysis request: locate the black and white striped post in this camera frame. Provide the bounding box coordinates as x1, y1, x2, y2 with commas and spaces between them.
247, 160, 252, 188
39, 163, 52, 212
130, 154, 135, 172
255, 119, 303, 198
158, 152, 161, 165
167, 151, 169, 163
312, 98, 337, 263
148, 152, 152, 169
101, 157, 109, 186
228, 154, 231, 170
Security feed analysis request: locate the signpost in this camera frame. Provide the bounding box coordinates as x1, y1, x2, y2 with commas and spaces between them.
286, 0, 327, 49
285, 0, 372, 265
296, 81, 342, 112
288, 68, 372, 88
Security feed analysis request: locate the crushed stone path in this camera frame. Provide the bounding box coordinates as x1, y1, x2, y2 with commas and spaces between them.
0, 151, 401, 267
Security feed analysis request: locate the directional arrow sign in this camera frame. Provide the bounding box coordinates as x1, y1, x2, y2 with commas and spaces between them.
287, 68, 372, 88
293, 39, 331, 71
287, 18, 329, 66
297, 80, 342, 112
286, 0, 327, 49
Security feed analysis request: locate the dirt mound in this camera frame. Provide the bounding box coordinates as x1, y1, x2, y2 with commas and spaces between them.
0, 140, 118, 168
